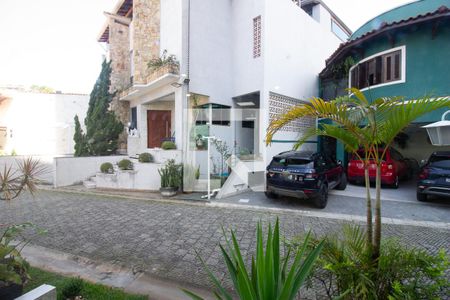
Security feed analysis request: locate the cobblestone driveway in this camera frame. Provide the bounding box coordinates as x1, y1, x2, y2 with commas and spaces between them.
0, 190, 449, 296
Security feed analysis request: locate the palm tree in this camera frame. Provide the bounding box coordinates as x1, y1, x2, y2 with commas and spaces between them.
266, 88, 450, 259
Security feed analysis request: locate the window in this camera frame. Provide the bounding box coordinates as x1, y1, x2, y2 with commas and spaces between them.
253, 16, 262, 58
242, 120, 254, 128
212, 106, 230, 126
350, 47, 405, 90
331, 20, 349, 41
194, 104, 230, 126
130, 107, 137, 129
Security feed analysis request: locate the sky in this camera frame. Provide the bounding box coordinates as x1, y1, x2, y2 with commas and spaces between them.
0, 0, 413, 94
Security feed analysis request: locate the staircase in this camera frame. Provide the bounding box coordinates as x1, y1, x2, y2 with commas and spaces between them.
216, 155, 266, 199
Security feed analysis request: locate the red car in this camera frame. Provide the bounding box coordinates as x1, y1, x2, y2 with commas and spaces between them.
347, 147, 410, 188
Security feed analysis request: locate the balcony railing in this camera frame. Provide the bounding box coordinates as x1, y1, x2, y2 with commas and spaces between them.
145, 64, 179, 84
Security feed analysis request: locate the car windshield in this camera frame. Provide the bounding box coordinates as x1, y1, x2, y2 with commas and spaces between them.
429, 155, 450, 169
271, 157, 313, 168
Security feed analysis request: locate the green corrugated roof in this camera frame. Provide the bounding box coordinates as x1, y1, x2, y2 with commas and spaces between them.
351, 0, 450, 40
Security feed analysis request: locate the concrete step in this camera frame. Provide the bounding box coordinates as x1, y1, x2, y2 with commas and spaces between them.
83, 180, 96, 189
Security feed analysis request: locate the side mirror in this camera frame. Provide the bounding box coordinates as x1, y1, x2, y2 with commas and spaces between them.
337, 160, 343, 165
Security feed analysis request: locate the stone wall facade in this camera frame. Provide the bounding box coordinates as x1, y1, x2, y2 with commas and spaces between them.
132, 0, 161, 84
108, 18, 131, 153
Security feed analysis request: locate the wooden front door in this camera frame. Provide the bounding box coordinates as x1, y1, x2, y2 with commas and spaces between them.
147, 110, 171, 148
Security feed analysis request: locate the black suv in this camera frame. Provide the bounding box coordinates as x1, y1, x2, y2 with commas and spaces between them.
417, 151, 450, 201
265, 151, 347, 208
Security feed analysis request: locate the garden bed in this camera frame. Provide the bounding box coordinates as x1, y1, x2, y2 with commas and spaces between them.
24, 267, 147, 300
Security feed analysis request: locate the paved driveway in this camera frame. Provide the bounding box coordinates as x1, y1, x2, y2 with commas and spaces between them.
0, 190, 449, 297
216, 180, 450, 224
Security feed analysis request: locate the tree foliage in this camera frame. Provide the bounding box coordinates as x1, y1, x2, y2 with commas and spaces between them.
266, 89, 450, 261
73, 60, 123, 156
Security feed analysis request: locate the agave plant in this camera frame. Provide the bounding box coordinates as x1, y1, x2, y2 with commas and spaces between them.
183, 218, 324, 300
0, 158, 47, 201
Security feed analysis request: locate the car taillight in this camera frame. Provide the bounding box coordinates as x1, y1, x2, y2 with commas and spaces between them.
305, 169, 317, 179
387, 164, 393, 170
348, 161, 352, 167
419, 168, 429, 179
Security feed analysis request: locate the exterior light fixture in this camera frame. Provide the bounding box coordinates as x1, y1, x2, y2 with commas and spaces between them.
422, 110, 450, 146
236, 101, 255, 107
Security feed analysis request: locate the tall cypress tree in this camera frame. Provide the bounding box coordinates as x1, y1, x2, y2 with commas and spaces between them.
73, 60, 123, 156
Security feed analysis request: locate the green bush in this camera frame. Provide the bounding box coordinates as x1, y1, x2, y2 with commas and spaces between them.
183, 218, 323, 300
100, 162, 113, 174
161, 141, 177, 150
118, 159, 133, 170
294, 225, 449, 299
138, 152, 153, 163
61, 277, 84, 300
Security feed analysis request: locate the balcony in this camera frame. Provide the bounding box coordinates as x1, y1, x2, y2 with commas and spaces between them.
119, 64, 180, 101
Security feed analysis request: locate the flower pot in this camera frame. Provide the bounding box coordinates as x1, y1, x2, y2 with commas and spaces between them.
160, 187, 178, 197
0, 282, 23, 300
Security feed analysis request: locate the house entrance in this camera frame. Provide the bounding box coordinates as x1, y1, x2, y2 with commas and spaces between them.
147, 110, 171, 148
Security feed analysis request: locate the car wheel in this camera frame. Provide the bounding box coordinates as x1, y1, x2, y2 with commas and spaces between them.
391, 176, 399, 189
265, 191, 278, 199
314, 184, 328, 209
417, 192, 427, 202
336, 173, 347, 190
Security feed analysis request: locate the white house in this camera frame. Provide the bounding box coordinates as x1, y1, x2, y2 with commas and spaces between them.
0, 87, 89, 156
97, 0, 350, 193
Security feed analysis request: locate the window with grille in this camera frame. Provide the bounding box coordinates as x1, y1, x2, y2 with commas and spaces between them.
350, 47, 404, 90
253, 16, 262, 58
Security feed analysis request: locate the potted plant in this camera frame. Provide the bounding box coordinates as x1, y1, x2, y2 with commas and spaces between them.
147, 50, 180, 74
194, 134, 206, 150
138, 152, 154, 163
158, 159, 182, 197
100, 162, 114, 174
161, 141, 177, 150
117, 159, 133, 171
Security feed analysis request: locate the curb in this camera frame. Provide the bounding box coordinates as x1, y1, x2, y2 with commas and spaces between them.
22, 244, 213, 300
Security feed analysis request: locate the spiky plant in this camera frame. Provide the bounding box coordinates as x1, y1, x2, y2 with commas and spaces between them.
0, 158, 46, 201
183, 218, 324, 300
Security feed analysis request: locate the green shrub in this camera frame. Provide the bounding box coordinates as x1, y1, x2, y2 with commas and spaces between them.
100, 162, 113, 174
138, 152, 153, 163
161, 141, 177, 150
294, 225, 450, 299
118, 159, 133, 170
61, 277, 84, 300
183, 218, 323, 300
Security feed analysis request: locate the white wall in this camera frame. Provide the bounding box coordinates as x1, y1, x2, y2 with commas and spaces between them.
53, 155, 125, 187
0, 155, 54, 184
160, 0, 182, 59
230, 0, 265, 96
95, 162, 163, 190
0, 89, 89, 156
189, 0, 233, 106
261, 0, 342, 161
